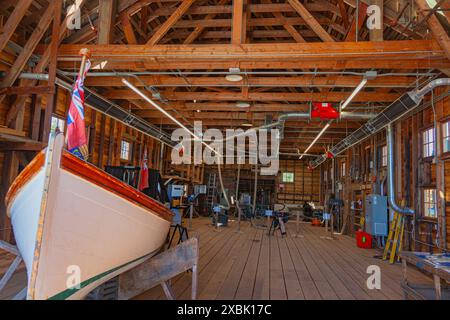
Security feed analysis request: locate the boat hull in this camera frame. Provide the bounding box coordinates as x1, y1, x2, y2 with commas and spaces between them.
6, 134, 172, 300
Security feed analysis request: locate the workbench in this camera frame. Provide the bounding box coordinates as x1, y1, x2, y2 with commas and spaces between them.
400, 251, 450, 300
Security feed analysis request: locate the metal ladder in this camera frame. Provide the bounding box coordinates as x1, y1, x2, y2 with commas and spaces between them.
206, 173, 217, 213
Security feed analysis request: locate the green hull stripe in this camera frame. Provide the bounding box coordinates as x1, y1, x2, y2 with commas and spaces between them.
48, 251, 157, 300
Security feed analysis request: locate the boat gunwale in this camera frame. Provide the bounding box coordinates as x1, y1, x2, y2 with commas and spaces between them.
4, 151, 45, 214
60, 151, 173, 223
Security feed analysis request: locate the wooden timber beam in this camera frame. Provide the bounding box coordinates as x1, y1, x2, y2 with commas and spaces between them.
0, 0, 34, 52
98, 0, 117, 45
369, 0, 383, 41
42, 0, 62, 143
338, 0, 350, 28
262, 0, 305, 42
146, 0, 195, 46
232, 0, 246, 45
55, 39, 443, 62
184, 0, 228, 44
0, 85, 54, 96
287, 0, 334, 42
120, 12, 138, 44
84, 75, 420, 88
346, 1, 368, 41
0, 4, 53, 89
415, 0, 450, 62
5, 0, 87, 127
103, 90, 400, 102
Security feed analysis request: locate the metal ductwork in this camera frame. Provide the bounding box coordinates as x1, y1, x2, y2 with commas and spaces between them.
310, 78, 450, 168
386, 123, 414, 215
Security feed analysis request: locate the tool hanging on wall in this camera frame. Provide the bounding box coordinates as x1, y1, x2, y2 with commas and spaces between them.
383, 200, 406, 264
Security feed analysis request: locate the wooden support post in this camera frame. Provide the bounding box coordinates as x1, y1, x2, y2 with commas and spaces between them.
98, 0, 117, 45
369, 0, 383, 41
42, 0, 62, 143
232, 0, 245, 45
98, 113, 106, 168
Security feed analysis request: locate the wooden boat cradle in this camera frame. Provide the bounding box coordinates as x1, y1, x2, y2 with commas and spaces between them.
0, 236, 199, 300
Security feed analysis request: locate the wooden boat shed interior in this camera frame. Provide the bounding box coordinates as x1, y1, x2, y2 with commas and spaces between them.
0, 0, 450, 300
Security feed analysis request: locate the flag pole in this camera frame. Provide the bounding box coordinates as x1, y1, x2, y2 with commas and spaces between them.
78, 48, 91, 78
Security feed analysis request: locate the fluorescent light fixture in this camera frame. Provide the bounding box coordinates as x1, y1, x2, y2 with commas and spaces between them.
340, 78, 368, 110
299, 122, 331, 160
196, 109, 201, 113
236, 101, 250, 108
241, 122, 253, 127
121, 78, 221, 157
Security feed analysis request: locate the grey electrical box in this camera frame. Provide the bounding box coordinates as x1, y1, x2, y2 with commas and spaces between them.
365, 194, 388, 236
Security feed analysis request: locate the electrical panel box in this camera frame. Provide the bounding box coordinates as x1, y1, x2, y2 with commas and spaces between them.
168, 185, 184, 199
365, 194, 388, 236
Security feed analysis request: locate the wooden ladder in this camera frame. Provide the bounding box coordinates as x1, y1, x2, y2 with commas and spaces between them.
383, 204, 406, 264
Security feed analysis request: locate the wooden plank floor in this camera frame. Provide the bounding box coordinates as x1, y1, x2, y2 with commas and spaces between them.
136, 218, 433, 300
0, 218, 433, 300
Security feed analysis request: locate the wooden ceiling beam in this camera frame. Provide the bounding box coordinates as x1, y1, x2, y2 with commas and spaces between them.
231, 0, 246, 45
287, 0, 334, 42
146, 0, 195, 46
55, 39, 443, 61
0, 4, 53, 90
0, 0, 34, 52
184, 0, 228, 44
85, 75, 419, 88
103, 90, 400, 102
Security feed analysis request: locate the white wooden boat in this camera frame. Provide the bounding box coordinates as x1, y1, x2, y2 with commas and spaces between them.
5, 134, 173, 300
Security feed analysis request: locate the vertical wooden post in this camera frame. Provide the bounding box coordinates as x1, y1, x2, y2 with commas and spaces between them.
42, 0, 62, 143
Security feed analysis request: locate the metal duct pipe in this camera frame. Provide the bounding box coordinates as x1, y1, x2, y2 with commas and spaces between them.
386, 123, 414, 215
277, 111, 377, 123
310, 78, 450, 168
54, 77, 175, 147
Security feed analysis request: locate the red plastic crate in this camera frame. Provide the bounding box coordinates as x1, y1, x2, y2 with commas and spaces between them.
355, 231, 372, 249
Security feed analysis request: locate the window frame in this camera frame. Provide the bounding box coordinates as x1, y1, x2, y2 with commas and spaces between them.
442, 120, 450, 155
381, 145, 388, 167
421, 126, 435, 159
120, 139, 132, 162
282, 172, 294, 183
423, 188, 437, 219
340, 161, 346, 177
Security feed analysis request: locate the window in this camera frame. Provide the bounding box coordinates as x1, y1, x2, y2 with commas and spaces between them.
443, 121, 450, 153
282, 172, 294, 183
341, 162, 346, 177
120, 140, 131, 161
381, 145, 387, 167
51, 116, 65, 133
422, 127, 435, 158
423, 189, 437, 218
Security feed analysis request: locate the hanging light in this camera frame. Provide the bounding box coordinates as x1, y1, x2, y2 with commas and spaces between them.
236, 101, 250, 108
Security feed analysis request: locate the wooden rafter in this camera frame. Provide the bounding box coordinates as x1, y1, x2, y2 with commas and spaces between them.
103, 90, 400, 102
287, 0, 334, 42
0, 0, 34, 52
146, 0, 195, 46
345, 1, 368, 41
415, 0, 450, 62
337, 0, 350, 28
120, 12, 138, 44
184, 0, 228, 44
